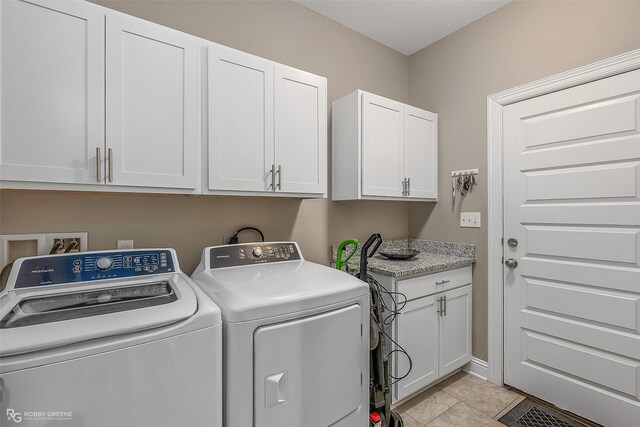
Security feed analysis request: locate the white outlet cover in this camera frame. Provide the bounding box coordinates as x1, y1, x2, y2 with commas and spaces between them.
117, 240, 134, 250
460, 212, 481, 228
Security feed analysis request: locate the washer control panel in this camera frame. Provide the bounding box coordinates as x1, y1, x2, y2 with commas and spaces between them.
13, 250, 175, 289
209, 242, 301, 269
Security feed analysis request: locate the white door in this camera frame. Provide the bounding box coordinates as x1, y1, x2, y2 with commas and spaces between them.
362, 93, 405, 197
106, 13, 198, 189
439, 285, 472, 377
0, 0, 104, 185
208, 45, 274, 192
503, 68, 640, 427
396, 294, 439, 401
274, 65, 327, 195
253, 305, 363, 427
405, 106, 437, 199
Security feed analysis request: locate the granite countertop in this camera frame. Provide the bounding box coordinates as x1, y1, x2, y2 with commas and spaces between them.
331, 238, 475, 278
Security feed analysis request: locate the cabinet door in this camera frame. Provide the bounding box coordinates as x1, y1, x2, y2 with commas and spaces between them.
396, 295, 439, 401
361, 92, 405, 197
208, 45, 274, 192
274, 65, 327, 195
405, 106, 437, 199
439, 285, 472, 377
0, 0, 104, 185
106, 13, 198, 190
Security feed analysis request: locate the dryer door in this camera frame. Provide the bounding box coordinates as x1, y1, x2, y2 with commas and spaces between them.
254, 304, 363, 427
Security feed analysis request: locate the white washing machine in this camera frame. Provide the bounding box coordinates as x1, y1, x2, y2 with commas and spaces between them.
191, 242, 369, 427
0, 249, 222, 427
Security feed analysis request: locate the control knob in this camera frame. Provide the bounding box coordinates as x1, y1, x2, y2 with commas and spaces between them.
252, 247, 263, 258
96, 257, 113, 271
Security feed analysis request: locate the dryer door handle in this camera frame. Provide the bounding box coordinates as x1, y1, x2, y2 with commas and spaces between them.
265, 371, 288, 408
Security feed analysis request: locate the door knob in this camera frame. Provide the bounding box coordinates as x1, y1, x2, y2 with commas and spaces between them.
505, 258, 518, 268
507, 238, 518, 248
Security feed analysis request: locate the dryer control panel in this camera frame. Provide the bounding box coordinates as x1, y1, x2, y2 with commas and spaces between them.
209, 242, 301, 269
13, 250, 175, 289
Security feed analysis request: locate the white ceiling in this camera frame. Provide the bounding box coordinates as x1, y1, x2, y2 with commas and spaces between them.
297, 0, 512, 55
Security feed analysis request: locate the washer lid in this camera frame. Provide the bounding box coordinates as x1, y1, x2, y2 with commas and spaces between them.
191, 260, 368, 323
0, 274, 198, 357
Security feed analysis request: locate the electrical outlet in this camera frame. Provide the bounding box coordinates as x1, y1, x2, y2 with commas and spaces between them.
117, 240, 134, 250
460, 212, 481, 228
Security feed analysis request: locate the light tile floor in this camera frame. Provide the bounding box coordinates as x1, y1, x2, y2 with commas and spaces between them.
396, 371, 525, 427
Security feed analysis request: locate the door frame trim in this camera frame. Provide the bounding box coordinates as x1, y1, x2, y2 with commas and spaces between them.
486, 48, 640, 386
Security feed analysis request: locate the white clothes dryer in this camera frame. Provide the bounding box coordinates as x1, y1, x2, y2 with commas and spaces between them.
0, 249, 222, 427
191, 242, 369, 427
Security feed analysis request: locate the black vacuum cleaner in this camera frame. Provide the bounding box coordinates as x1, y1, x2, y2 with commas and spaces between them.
358, 234, 404, 427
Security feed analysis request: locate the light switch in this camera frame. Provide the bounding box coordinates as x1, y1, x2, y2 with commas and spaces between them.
460, 212, 481, 228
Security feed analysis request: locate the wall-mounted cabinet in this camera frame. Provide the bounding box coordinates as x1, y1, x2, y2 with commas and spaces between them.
1, 0, 327, 198
332, 90, 437, 201
105, 13, 199, 190
0, 0, 199, 193
205, 45, 327, 197
0, 0, 105, 186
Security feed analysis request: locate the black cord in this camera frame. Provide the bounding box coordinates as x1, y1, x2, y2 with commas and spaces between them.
229, 226, 264, 244
367, 274, 412, 384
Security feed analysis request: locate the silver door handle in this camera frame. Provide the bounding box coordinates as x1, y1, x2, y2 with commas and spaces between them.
276, 165, 281, 191
108, 148, 113, 182
505, 258, 518, 268
407, 177, 410, 196
436, 279, 450, 286
96, 147, 102, 182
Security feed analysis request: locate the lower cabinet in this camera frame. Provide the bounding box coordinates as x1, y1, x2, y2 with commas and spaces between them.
395, 284, 472, 402
371, 267, 472, 404
396, 295, 439, 399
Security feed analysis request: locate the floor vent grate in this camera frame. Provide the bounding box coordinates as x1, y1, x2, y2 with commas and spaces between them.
498, 398, 592, 427
515, 406, 574, 427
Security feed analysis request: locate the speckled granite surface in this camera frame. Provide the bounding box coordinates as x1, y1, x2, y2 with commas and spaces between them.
331, 239, 475, 278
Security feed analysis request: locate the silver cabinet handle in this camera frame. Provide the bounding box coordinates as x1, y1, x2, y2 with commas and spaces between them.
407, 177, 411, 196
436, 279, 450, 286
96, 147, 102, 182
276, 165, 281, 191
443, 295, 447, 316
505, 258, 518, 268
436, 296, 443, 316
402, 179, 407, 196
269, 164, 275, 190
108, 148, 113, 183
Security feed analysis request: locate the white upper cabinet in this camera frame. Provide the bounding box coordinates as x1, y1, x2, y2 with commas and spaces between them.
361, 92, 405, 197
207, 45, 275, 192
0, 0, 105, 185
274, 65, 327, 195
1, 0, 326, 197
106, 13, 199, 190
206, 45, 327, 197
332, 90, 438, 201
405, 106, 437, 199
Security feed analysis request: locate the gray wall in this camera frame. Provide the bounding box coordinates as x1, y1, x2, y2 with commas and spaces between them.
408, 0, 640, 360
0, 0, 410, 274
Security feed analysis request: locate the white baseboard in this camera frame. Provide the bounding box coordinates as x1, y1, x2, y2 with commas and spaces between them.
464, 357, 488, 380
